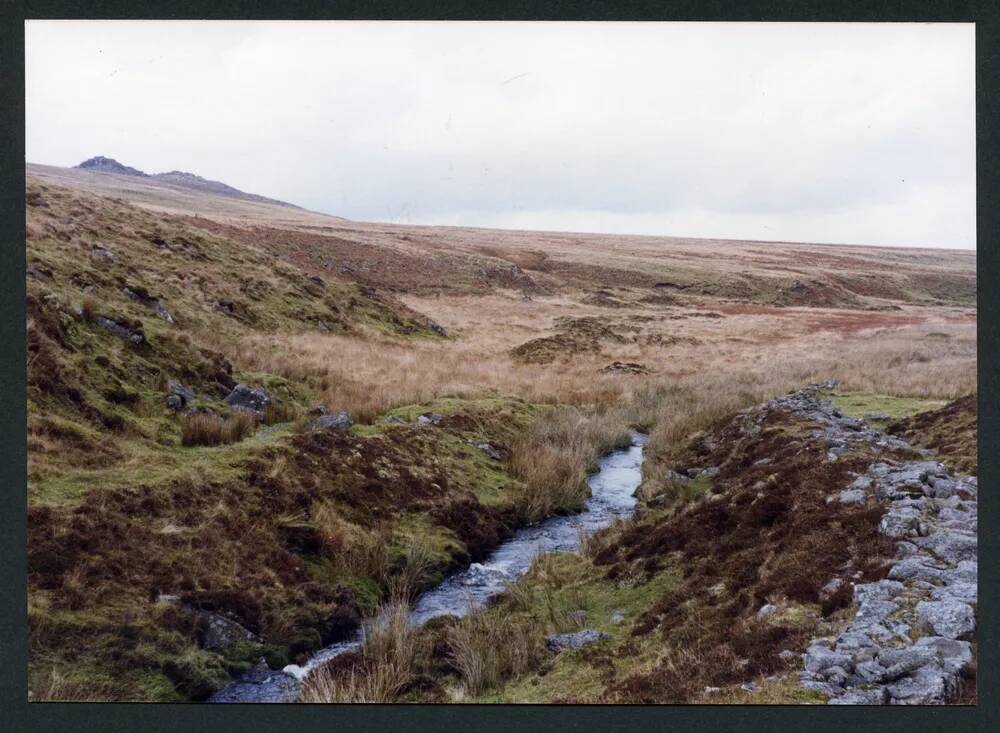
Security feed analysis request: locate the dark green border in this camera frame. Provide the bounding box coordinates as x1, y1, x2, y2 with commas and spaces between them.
2, 2, 996, 731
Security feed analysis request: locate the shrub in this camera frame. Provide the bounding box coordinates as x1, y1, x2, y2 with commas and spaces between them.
180, 412, 256, 447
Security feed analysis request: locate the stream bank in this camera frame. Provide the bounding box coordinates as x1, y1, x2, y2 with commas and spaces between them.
211, 431, 648, 703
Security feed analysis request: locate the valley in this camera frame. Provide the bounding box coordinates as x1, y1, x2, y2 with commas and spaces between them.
25, 160, 977, 704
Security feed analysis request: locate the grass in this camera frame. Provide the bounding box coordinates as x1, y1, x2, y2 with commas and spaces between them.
180, 412, 257, 446
25, 173, 977, 703
825, 390, 948, 428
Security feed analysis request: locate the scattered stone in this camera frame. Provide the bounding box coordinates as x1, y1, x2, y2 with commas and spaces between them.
94, 315, 145, 346
601, 361, 650, 375
417, 413, 444, 426
385, 415, 407, 425
863, 411, 890, 421
477, 442, 503, 461
306, 411, 353, 432
545, 629, 610, 652
166, 380, 195, 412
756, 603, 778, 619
610, 611, 625, 624
223, 384, 271, 418
200, 613, 258, 651
123, 285, 174, 323
838, 489, 866, 504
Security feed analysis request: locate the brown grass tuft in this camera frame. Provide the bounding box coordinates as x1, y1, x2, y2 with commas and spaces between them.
180, 412, 256, 447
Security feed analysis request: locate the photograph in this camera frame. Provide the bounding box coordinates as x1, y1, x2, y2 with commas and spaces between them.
23, 20, 977, 705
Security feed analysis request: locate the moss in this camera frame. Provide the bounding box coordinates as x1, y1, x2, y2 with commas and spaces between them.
161, 649, 230, 700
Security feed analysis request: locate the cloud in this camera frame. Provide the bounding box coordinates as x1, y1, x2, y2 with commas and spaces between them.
26, 21, 975, 248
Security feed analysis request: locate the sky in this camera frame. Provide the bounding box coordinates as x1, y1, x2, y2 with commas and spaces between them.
26, 21, 975, 249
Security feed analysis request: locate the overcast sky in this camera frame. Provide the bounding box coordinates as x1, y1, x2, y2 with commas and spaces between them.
26, 21, 975, 249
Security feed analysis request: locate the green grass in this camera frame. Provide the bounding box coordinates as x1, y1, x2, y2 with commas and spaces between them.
467, 552, 679, 703
825, 390, 947, 429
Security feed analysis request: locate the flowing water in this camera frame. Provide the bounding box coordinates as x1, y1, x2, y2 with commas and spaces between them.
211, 431, 647, 703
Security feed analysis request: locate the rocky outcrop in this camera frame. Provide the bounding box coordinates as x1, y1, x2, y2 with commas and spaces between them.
786, 384, 977, 705
306, 411, 353, 432
223, 384, 271, 418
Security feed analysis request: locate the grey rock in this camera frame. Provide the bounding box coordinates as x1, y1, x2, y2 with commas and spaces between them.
665, 470, 691, 486
166, 380, 195, 411
477, 443, 503, 461
753, 458, 772, 466
223, 384, 271, 418
913, 530, 976, 564
385, 415, 407, 425
830, 687, 888, 705
822, 665, 850, 686
545, 629, 610, 652
913, 636, 973, 676
701, 466, 720, 478
856, 599, 898, 625
944, 560, 977, 584
801, 680, 842, 697
930, 582, 977, 605
756, 603, 778, 619
778, 649, 798, 661
847, 476, 873, 491
804, 646, 854, 674
927, 477, 957, 498
915, 599, 975, 639
834, 629, 880, 659
93, 315, 145, 345
854, 660, 888, 684
877, 647, 938, 678
888, 556, 945, 583
839, 489, 867, 504
92, 246, 117, 261
819, 577, 844, 600
887, 665, 955, 705
854, 580, 904, 605
610, 611, 625, 624
896, 540, 919, 556
864, 411, 890, 421
306, 411, 353, 432
155, 594, 181, 604
200, 613, 257, 651
879, 506, 923, 538
417, 413, 444, 426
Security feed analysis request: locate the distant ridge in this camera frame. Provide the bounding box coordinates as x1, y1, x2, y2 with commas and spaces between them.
74, 156, 301, 209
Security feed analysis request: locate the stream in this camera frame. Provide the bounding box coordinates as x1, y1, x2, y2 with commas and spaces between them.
211, 430, 647, 703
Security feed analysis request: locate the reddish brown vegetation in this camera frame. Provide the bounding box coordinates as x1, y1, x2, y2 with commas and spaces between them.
593, 407, 909, 702
889, 394, 977, 475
